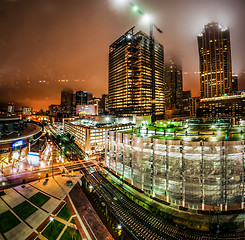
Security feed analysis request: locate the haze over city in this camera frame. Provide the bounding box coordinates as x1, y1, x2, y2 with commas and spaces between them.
1, 0, 245, 240
0, 0, 244, 110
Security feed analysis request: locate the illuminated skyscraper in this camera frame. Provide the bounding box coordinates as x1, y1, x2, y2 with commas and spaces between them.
231, 75, 238, 92
197, 22, 232, 98
75, 91, 88, 105
165, 58, 183, 110
108, 27, 164, 118
61, 88, 73, 115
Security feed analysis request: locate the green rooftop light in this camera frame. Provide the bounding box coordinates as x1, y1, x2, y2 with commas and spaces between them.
133, 5, 138, 11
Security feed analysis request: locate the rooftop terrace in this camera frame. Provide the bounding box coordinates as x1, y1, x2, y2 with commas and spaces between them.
117, 123, 245, 142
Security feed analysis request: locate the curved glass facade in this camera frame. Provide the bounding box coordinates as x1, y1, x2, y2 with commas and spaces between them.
105, 130, 245, 211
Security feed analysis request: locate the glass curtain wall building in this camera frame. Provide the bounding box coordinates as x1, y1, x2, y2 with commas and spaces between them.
197, 22, 232, 98
108, 27, 164, 118
105, 125, 245, 211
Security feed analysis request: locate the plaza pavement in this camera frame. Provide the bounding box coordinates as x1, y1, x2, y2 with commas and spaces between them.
0, 172, 114, 240
0, 174, 82, 240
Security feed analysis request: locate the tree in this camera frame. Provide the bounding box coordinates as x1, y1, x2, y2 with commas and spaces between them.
70, 228, 76, 240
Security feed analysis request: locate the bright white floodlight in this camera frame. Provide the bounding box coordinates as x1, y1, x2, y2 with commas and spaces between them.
116, 0, 129, 6
126, 34, 132, 39
141, 14, 152, 24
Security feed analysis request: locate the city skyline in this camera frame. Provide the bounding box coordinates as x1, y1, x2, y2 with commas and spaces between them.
1, 1, 245, 239
0, 0, 244, 110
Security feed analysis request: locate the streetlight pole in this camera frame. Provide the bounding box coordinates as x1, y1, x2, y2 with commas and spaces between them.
2, 182, 5, 192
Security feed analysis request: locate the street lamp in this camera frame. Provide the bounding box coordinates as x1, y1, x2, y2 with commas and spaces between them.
38, 173, 41, 182
141, 13, 152, 24
2, 182, 5, 192
132, 5, 138, 12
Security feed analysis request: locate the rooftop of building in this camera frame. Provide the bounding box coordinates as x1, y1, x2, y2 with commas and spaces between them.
0, 123, 42, 143
68, 118, 133, 129
116, 121, 245, 142
109, 26, 163, 52
198, 22, 229, 37
0, 114, 20, 121
200, 91, 245, 102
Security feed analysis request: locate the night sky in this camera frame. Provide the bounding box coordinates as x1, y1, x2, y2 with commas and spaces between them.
0, 0, 244, 110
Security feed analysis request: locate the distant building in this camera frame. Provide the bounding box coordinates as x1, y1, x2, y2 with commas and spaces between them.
87, 93, 93, 102
199, 92, 245, 118
61, 88, 73, 116
189, 97, 200, 117
49, 105, 63, 117
98, 94, 109, 114
231, 75, 238, 92
76, 104, 98, 116
108, 27, 164, 119
22, 107, 32, 116
75, 91, 88, 106
88, 97, 100, 106
197, 22, 232, 98
8, 103, 14, 114
165, 58, 183, 110
182, 90, 191, 114
64, 119, 132, 154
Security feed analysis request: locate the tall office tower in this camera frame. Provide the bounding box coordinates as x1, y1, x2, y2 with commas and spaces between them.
231, 75, 238, 92
87, 93, 93, 102
99, 94, 109, 114
61, 88, 73, 114
182, 90, 192, 114
7, 103, 14, 114
197, 22, 232, 98
75, 91, 88, 105
108, 27, 164, 119
165, 58, 183, 110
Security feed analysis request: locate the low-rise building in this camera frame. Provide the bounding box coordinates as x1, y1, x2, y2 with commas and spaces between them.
64, 118, 132, 154
199, 92, 245, 118
76, 104, 98, 116
22, 106, 32, 116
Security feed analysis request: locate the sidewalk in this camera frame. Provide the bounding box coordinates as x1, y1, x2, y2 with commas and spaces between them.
0, 174, 85, 240
69, 183, 114, 240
